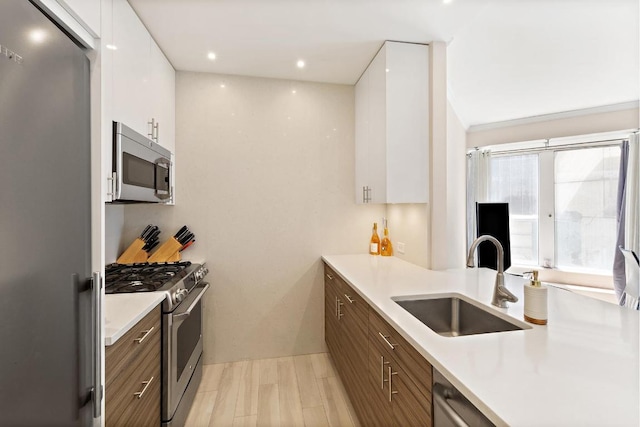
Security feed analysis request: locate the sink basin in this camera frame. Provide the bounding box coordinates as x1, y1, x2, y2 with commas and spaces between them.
393, 294, 530, 337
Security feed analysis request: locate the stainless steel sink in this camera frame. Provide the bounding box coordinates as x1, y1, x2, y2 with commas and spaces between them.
393, 294, 530, 337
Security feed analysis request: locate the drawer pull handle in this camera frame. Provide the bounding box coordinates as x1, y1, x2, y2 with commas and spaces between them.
343, 294, 355, 304
134, 376, 154, 399
387, 367, 398, 402
134, 326, 155, 344
337, 299, 344, 319
378, 332, 396, 350
326, 273, 334, 280
380, 356, 389, 389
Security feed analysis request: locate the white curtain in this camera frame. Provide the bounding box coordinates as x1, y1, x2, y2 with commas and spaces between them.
466, 149, 492, 250
625, 133, 639, 254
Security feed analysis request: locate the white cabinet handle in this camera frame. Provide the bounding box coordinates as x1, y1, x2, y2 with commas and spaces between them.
378, 332, 396, 350
387, 367, 398, 402
380, 356, 389, 389
134, 326, 154, 344
134, 376, 154, 399
344, 294, 355, 304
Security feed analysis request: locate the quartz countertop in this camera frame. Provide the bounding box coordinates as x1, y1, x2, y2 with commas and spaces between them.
322, 254, 639, 427
104, 293, 165, 346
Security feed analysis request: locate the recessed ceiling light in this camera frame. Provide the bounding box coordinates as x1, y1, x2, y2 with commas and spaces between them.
296, 60, 305, 69
292, 89, 297, 94
106, 44, 118, 50
207, 52, 217, 60
220, 83, 226, 88
385, 68, 389, 73
443, 0, 453, 4
29, 29, 47, 44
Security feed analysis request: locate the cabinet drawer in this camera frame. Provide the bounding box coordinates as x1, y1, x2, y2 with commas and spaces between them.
106, 307, 160, 388
392, 364, 432, 427
325, 265, 367, 331
106, 329, 160, 427
369, 309, 432, 400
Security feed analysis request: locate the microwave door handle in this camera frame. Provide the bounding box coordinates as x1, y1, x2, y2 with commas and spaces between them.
154, 158, 172, 200
172, 283, 210, 324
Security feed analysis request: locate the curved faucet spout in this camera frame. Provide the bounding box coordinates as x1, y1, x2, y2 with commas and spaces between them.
466, 235, 518, 308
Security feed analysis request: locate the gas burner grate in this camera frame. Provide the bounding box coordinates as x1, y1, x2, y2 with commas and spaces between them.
105, 261, 192, 294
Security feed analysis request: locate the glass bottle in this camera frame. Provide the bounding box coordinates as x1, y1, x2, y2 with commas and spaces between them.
369, 222, 381, 255
381, 218, 393, 256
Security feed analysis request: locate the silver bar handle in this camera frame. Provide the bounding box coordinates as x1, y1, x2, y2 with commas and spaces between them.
134, 326, 155, 344
148, 118, 156, 139
154, 121, 159, 142
172, 283, 210, 322
326, 273, 334, 280
387, 367, 397, 402
337, 299, 344, 319
378, 332, 396, 350
134, 376, 154, 399
380, 356, 389, 389
91, 272, 102, 418
433, 383, 471, 427
343, 294, 355, 304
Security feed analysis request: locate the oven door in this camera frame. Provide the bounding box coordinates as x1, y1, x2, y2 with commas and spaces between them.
163, 282, 209, 420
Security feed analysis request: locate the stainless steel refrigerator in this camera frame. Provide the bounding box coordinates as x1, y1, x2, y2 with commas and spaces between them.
0, 1, 100, 425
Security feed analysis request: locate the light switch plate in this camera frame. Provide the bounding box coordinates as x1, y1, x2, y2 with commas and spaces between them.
397, 242, 406, 254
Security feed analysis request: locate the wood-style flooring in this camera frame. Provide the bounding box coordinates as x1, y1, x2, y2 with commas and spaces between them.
185, 353, 360, 427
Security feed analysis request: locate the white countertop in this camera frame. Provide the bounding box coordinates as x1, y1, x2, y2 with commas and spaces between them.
322, 254, 639, 427
104, 293, 165, 346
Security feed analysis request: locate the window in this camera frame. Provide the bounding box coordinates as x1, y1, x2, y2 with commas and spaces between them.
554, 147, 621, 273
482, 142, 622, 278
488, 154, 538, 265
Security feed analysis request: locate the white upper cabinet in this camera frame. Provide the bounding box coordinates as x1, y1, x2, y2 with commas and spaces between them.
149, 39, 176, 154
112, 0, 152, 139
111, 0, 175, 151
355, 41, 430, 204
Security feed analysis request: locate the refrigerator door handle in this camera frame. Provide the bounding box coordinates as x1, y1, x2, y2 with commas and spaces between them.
91, 272, 103, 418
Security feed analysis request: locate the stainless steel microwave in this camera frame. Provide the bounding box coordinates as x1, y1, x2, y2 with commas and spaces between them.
110, 121, 173, 203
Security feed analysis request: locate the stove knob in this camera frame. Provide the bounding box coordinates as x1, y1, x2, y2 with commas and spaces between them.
174, 288, 189, 304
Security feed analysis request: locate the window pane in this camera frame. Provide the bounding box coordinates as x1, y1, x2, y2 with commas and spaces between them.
489, 154, 539, 265
554, 146, 620, 273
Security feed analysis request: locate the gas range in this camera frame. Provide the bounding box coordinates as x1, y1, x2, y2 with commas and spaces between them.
105, 261, 209, 312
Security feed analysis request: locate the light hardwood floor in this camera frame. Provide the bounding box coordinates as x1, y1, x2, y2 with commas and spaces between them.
185, 353, 360, 427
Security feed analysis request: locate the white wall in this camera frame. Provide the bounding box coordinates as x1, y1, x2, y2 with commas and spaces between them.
386, 204, 429, 268
446, 102, 467, 268
120, 72, 385, 363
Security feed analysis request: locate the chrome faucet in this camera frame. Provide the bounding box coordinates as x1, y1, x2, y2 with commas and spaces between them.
466, 235, 518, 308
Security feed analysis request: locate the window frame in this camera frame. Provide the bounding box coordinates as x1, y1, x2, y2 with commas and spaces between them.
485, 139, 624, 289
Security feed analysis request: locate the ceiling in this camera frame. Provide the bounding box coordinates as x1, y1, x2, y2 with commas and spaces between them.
129, 0, 639, 127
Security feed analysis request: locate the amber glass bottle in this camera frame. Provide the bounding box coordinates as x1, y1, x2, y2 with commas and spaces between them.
381, 218, 393, 256
369, 222, 381, 255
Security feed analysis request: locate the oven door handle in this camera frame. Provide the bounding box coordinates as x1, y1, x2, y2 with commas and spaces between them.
172, 283, 210, 323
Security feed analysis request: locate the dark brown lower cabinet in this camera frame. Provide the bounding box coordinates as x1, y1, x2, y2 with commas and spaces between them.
106, 307, 161, 427
324, 263, 433, 427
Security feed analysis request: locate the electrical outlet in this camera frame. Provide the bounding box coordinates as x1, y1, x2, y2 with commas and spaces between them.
397, 242, 406, 254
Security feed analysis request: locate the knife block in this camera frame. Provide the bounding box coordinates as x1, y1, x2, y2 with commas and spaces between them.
148, 237, 183, 263
116, 238, 147, 264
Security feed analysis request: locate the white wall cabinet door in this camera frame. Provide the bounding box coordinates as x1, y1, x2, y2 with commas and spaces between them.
149, 39, 175, 154
354, 41, 429, 204
111, 0, 152, 139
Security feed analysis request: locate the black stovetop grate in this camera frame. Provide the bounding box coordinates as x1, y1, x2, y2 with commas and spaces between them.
105, 261, 192, 293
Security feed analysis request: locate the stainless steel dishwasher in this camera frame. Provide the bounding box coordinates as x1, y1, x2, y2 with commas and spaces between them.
433, 369, 494, 427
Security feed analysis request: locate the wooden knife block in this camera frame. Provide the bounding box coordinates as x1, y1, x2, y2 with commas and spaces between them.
148, 237, 182, 263
116, 238, 148, 264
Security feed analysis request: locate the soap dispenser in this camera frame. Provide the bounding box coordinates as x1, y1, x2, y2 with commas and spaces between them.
524, 270, 548, 325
